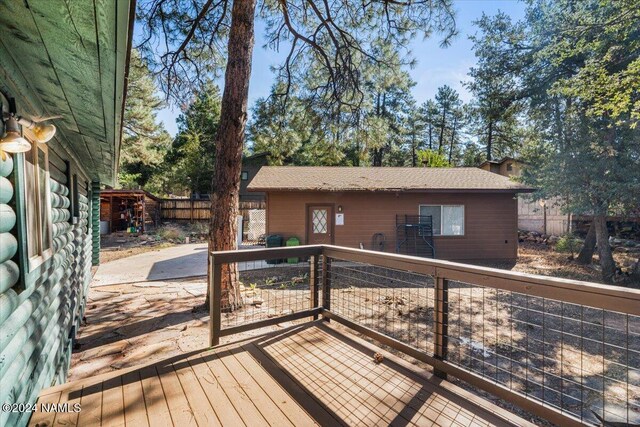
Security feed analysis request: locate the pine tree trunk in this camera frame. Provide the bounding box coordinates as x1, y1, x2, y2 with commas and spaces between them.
438, 108, 446, 153
411, 134, 416, 167
593, 214, 616, 284
206, 0, 256, 310
576, 220, 596, 265
449, 115, 457, 164
373, 149, 383, 166
486, 119, 493, 161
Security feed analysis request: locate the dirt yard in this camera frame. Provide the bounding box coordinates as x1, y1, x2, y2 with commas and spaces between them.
508, 242, 639, 286
99, 223, 210, 263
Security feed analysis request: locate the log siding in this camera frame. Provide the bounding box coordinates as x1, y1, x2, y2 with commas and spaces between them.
0, 145, 95, 427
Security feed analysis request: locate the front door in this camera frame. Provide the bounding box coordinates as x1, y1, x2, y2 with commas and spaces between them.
307, 205, 334, 245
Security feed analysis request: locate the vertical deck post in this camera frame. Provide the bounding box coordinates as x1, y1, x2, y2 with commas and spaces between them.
210, 254, 222, 347
321, 255, 331, 320
310, 254, 320, 319
434, 275, 449, 378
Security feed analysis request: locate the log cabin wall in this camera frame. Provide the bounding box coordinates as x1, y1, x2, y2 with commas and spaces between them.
0, 0, 133, 423
0, 143, 94, 427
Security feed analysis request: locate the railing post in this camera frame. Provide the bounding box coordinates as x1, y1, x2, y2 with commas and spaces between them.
434, 275, 449, 379
209, 254, 222, 347
310, 254, 320, 319
321, 255, 331, 320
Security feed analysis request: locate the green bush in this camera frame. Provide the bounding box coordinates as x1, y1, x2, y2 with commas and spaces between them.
555, 233, 581, 255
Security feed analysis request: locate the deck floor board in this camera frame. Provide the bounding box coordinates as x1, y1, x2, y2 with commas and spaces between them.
140, 365, 173, 427
29, 322, 535, 427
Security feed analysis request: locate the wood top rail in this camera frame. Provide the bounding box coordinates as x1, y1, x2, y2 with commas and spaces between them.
211, 245, 323, 264
211, 244, 640, 316
323, 245, 640, 316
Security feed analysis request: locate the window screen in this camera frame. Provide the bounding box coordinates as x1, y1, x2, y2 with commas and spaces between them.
21, 142, 52, 270
442, 206, 464, 235
419, 205, 464, 236
419, 205, 441, 236
24, 149, 39, 258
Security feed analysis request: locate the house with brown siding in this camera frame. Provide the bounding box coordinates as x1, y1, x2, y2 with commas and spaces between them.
248, 166, 534, 263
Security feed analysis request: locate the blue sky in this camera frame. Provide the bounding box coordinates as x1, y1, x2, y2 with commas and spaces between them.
156, 0, 526, 137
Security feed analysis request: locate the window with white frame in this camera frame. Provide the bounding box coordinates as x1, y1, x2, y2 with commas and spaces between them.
21, 141, 53, 270
419, 205, 464, 236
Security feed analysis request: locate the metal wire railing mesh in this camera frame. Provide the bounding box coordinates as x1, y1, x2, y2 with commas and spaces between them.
446, 280, 640, 425
219, 257, 315, 330
211, 246, 640, 426
325, 256, 639, 426
327, 259, 436, 356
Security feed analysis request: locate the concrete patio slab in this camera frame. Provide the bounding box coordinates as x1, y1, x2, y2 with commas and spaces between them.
92, 243, 209, 286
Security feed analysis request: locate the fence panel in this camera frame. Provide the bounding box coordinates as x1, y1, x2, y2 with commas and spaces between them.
209, 246, 324, 344
160, 198, 265, 222
323, 246, 640, 426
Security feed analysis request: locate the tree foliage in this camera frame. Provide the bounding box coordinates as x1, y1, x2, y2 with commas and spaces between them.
119, 49, 172, 188
465, 12, 524, 161
164, 83, 222, 196
482, 0, 640, 282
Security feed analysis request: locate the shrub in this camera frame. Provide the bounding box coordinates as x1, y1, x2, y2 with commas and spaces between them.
156, 224, 186, 241
555, 233, 581, 256
187, 221, 209, 235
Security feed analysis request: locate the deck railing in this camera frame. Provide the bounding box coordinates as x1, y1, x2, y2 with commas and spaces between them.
209, 245, 640, 427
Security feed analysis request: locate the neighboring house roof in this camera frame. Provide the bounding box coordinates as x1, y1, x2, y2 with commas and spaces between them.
101, 189, 162, 202
248, 166, 535, 193
244, 152, 269, 160
479, 157, 520, 169
0, 0, 135, 186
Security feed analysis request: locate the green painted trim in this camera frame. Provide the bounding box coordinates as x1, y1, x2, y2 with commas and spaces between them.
91, 181, 100, 266
12, 153, 59, 291
12, 153, 31, 291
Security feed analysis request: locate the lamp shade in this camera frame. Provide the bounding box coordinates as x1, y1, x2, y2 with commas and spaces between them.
0, 117, 31, 153
0, 132, 31, 153
24, 123, 56, 143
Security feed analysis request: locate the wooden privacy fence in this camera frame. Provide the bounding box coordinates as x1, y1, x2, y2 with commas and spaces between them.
160, 199, 265, 222
209, 245, 640, 427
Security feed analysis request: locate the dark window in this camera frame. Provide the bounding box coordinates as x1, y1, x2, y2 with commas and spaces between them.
72, 174, 80, 221
506, 163, 513, 171
241, 171, 249, 181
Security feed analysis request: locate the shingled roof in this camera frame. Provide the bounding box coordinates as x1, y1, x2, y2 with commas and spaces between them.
248, 166, 535, 193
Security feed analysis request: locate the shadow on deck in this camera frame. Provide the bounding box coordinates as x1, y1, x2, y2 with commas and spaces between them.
29, 322, 530, 427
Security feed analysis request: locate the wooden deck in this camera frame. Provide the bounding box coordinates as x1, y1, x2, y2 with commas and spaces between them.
29, 322, 533, 427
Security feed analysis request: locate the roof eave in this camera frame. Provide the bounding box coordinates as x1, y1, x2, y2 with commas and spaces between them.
248, 187, 537, 194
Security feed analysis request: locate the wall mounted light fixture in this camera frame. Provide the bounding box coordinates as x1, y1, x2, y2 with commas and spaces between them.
0, 95, 58, 153
18, 116, 57, 143
0, 115, 31, 153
